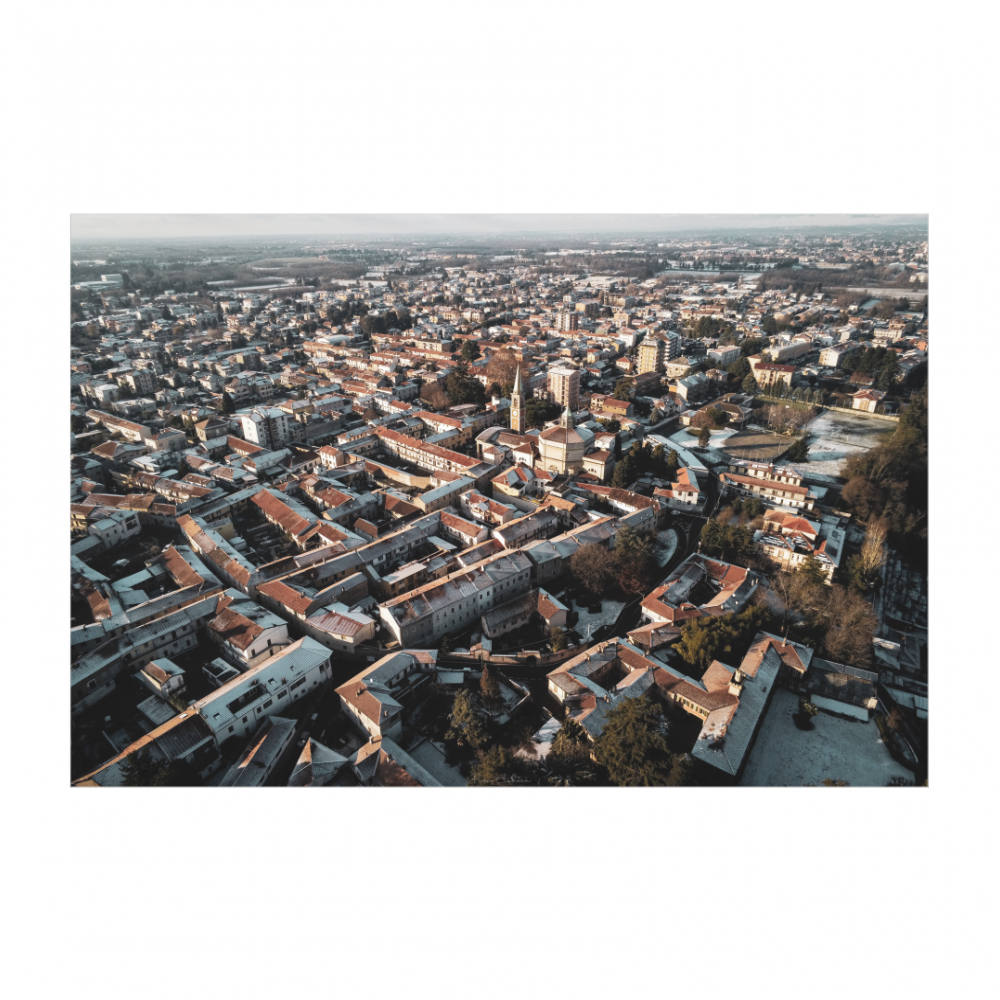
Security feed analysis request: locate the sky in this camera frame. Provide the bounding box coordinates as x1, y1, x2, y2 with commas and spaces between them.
71, 213, 927, 241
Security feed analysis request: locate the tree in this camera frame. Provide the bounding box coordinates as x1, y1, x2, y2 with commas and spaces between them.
570, 543, 616, 596
698, 425, 711, 447
674, 605, 772, 673
612, 378, 632, 401
859, 517, 889, 582
727, 357, 751, 379
610, 451, 636, 488
614, 525, 657, 595
819, 586, 878, 664
524, 397, 561, 429
667, 449, 679, 471
120, 749, 198, 786
421, 382, 450, 411
742, 373, 760, 395
445, 689, 490, 750
707, 406, 727, 427
120, 748, 163, 786
700, 519, 723, 553
550, 627, 568, 652
485, 348, 522, 389
461, 340, 481, 361
467, 744, 527, 786
784, 436, 810, 462
444, 371, 486, 407
839, 476, 886, 522
547, 718, 594, 779
220, 392, 236, 415
479, 665, 502, 713
798, 555, 828, 588
691, 316, 733, 341
593, 698, 686, 787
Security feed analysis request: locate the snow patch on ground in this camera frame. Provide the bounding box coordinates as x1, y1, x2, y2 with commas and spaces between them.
740, 688, 912, 787
405, 739, 466, 787
655, 528, 679, 568
667, 430, 732, 468
560, 594, 626, 639
797, 410, 891, 477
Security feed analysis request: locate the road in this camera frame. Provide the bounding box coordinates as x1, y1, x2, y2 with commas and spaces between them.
602, 479, 721, 643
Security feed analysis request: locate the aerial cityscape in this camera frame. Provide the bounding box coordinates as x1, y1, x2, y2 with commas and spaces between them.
69, 217, 929, 787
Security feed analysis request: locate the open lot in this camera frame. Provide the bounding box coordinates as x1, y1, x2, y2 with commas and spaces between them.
720, 428, 794, 462
740, 689, 912, 787
797, 409, 892, 476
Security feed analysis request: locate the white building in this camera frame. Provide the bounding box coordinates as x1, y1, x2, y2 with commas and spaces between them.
380, 549, 534, 646
240, 407, 301, 450
194, 637, 332, 744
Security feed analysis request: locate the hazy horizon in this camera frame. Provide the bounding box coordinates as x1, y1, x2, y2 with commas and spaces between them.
71, 213, 927, 242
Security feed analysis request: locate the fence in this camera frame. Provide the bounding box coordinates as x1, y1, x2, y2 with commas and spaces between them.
820, 405, 900, 423
445, 642, 588, 669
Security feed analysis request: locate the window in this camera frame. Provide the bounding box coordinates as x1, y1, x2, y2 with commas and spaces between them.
228, 726, 235, 733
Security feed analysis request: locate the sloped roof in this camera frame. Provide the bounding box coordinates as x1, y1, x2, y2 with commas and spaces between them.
220, 716, 297, 787
691, 645, 784, 776
288, 738, 349, 787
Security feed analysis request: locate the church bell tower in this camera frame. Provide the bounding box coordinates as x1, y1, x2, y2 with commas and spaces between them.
510, 366, 525, 434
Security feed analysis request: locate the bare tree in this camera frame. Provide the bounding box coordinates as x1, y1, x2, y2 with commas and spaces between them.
859, 518, 888, 580
820, 586, 878, 665
485, 348, 522, 389
421, 383, 450, 411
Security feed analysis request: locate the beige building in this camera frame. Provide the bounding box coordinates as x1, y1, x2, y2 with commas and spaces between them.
638, 336, 665, 374
547, 366, 581, 412
536, 406, 586, 476
852, 388, 886, 413
748, 356, 795, 390
719, 459, 817, 511
638, 332, 681, 374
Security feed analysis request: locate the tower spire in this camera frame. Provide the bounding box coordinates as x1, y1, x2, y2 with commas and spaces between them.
510, 365, 525, 434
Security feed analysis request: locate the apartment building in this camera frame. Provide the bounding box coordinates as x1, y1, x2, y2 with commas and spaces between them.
379, 549, 534, 646
194, 637, 332, 744
718, 459, 817, 511
240, 406, 303, 450
748, 357, 796, 390
637, 332, 681, 374
547, 366, 582, 412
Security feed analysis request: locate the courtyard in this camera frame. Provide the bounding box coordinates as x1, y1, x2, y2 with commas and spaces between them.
740, 688, 913, 787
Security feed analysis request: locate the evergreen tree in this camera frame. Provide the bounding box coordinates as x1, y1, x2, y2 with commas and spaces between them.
797, 555, 828, 587
593, 698, 686, 787
467, 745, 525, 786
445, 690, 490, 750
